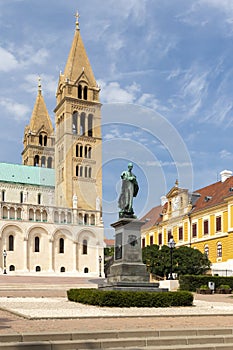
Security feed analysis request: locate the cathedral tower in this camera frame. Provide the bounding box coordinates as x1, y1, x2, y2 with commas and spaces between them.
22, 79, 55, 168
54, 13, 102, 211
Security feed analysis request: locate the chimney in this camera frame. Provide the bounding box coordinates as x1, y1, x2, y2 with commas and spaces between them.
220, 170, 232, 182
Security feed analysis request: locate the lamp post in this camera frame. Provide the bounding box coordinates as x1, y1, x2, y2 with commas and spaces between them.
3, 250, 7, 275
168, 236, 175, 280
99, 255, 102, 277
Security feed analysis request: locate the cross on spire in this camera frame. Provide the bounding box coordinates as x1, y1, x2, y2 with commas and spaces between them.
75, 11, 80, 30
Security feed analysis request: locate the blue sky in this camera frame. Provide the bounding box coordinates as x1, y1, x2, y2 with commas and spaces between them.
1, 0, 233, 237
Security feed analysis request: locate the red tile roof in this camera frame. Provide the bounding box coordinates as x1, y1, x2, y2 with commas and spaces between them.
140, 176, 233, 230
192, 176, 233, 213
140, 205, 163, 231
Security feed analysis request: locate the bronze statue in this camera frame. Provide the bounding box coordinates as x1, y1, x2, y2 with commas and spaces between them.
118, 162, 139, 218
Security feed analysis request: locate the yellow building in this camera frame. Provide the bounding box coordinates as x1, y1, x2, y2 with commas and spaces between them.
141, 170, 233, 275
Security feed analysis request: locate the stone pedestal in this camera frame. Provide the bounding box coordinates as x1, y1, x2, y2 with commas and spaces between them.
100, 219, 168, 292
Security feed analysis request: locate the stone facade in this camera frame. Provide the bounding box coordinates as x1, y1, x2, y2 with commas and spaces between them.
0, 15, 104, 276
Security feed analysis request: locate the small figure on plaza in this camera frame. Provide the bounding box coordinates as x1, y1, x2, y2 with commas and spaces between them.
118, 162, 139, 218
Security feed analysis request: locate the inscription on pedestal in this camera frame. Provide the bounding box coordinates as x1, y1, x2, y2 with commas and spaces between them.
115, 232, 122, 260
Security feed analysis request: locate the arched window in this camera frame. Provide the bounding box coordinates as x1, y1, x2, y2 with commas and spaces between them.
88, 147, 92, 159
39, 134, 43, 146
82, 239, 87, 254
88, 114, 93, 137
76, 165, 79, 177
84, 214, 88, 225
204, 245, 209, 258
9, 207, 15, 219
36, 266, 41, 272
78, 84, 82, 99
38, 193, 41, 205
54, 211, 59, 223
44, 135, 47, 146
72, 112, 78, 134
2, 190, 5, 202
9, 235, 14, 251
35, 209, 41, 221
17, 208, 22, 220
80, 113, 85, 135
90, 214, 95, 225
60, 267, 65, 272
41, 156, 46, 167
3, 206, 7, 219
83, 86, 88, 100
20, 191, 23, 203
42, 210, 47, 222
217, 242, 222, 257
84, 267, 89, 273
47, 157, 52, 168
34, 155, 39, 167
80, 166, 83, 177
85, 166, 88, 178
76, 144, 83, 157
9, 265, 15, 271
29, 208, 34, 221
59, 238, 64, 253
35, 236, 40, 252
88, 167, 92, 178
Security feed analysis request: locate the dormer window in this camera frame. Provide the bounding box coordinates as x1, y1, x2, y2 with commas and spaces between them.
205, 196, 212, 202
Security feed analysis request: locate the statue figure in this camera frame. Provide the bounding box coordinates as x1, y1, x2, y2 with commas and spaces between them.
118, 162, 139, 218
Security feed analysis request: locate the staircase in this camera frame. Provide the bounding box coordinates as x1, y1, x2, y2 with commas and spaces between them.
1, 328, 233, 349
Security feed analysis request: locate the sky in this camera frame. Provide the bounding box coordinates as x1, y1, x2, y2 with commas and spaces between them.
1, 0, 233, 237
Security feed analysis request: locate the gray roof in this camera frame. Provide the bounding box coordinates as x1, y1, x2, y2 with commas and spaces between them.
0, 163, 55, 187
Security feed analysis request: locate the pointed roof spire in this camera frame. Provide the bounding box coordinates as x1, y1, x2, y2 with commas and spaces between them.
62, 11, 97, 87
28, 78, 53, 134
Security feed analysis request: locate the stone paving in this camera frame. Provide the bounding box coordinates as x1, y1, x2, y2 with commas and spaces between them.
1, 275, 233, 335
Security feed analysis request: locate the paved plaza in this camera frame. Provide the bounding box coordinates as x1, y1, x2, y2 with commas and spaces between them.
1, 275, 233, 335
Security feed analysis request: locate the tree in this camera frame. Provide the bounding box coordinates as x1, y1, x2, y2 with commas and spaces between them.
142, 244, 211, 278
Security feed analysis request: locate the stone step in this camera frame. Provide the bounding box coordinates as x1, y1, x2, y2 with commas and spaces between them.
1, 329, 233, 349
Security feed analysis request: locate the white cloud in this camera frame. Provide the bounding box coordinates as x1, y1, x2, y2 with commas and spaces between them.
22, 74, 57, 96
219, 149, 233, 159
0, 98, 30, 122
99, 81, 137, 104
0, 47, 18, 72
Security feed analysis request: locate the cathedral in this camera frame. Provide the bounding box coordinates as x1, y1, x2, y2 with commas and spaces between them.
0, 14, 104, 276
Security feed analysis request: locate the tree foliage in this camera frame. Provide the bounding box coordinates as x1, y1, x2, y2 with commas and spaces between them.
142, 244, 211, 278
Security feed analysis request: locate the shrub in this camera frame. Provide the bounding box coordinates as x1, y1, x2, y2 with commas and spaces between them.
67, 289, 193, 308
179, 275, 233, 292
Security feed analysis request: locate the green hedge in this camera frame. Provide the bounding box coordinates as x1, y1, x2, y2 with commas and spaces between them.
67, 288, 193, 307
179, 275, 233, 292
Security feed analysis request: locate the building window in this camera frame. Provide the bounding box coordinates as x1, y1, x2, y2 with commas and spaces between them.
88, 167, 92, 178
78, 85, 82, 99
9, 235, 14, 251
80, 113, 86, 135
150, 235, 153, 245
47, 157, 52, 168
60, 267, 65, 272
36, 266, 41, 272
142, 237, 145, 248
217, 242, 222, 257
167, 230, 172, 242
59, 238, 64, 254
88, 114, 93, 137
83, 86, 88, 100
84, 267, 89, 273
72, 112, 78, 134
204, 220, 209, 235
20, 191, 23, 203
35, 236, 40, 252
192, 223, 197, 238
38, 194, 41, 205
158, 233, 162, 245
204, 245, 209, 258
85, 166, 88, 178
41, 156, 46, 167
76, 144, 83, 157
2, 190, 5, 202
179, 226, 183, 241
34, 155, 39, 166
9, 265, 15, 271
216, 216, 221, 232
82, 239, 87, 255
